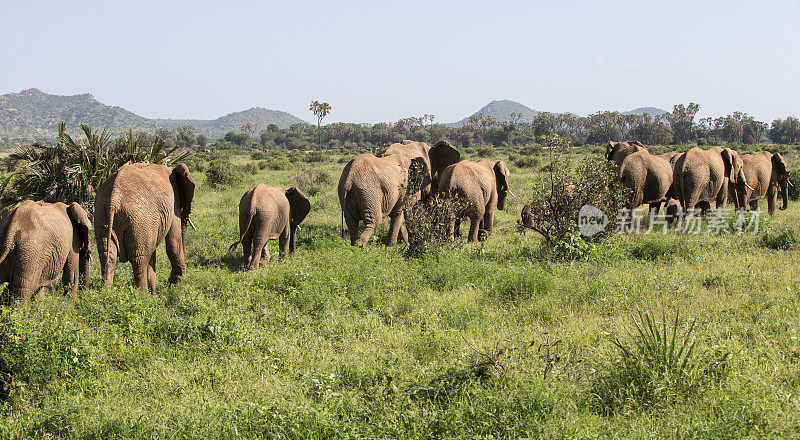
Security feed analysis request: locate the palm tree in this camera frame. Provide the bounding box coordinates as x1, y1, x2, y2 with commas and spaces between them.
309, 101, 332, 148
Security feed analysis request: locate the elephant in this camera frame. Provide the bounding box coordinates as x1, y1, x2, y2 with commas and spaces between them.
228, 185, 310, 269
738, 151, 790, 214
338, 153, 429, 247
0, 201, 91, 307
94, 163, 195, 292
617, 151, 674, 215
673, 147, 752, 214
605, 141, 648, 169
380, 139, 461, 198
438, 159, 510, 242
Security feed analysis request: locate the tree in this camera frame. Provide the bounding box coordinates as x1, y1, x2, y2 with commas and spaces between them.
769, 117, 800, 144
665, 103, 700, 144
175, 126, 197, 149
309, 101, 332, 148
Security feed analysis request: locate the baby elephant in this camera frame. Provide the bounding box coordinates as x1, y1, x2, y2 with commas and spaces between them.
229, 185, 310, 270
0, 201, 91, 307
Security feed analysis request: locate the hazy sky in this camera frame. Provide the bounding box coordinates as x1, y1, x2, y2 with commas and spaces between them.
2, 0, 798, 124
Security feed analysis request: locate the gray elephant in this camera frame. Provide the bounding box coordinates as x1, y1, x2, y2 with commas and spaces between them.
739, 151, 790, 214
0, 201, 91, 307
673, 147, 752, 213
380, 140, 461, 198
605, 141, 648, 169
228, 185, 310, 269
94, 163, 195, 292
616, 151, 673, 215
339, 153, 429, 247
438, 159, 510, 242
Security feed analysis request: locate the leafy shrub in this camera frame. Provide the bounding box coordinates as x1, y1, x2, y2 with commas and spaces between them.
630, 237, 697, 261
788, 168, 800, 201
550, 225, 596, 260
242, 163, 258, 175
590, 309, 729, 414
250, 151, 265, 161
519, 135, 628, 258
305, 151, 326, 163
476, 146, 494, 158
514, 156, 540, 169
2, 123, 189, 214
519, 145, 542, 156
292, 169, 332, 196
403, 196, 466, 258
205, 159, 243, 188
760, 224, 799, 250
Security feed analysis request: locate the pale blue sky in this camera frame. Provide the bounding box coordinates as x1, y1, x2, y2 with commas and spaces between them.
2, 0, 798, 123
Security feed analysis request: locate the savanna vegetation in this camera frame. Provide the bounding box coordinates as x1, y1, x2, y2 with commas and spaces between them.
1, 121, 800, 438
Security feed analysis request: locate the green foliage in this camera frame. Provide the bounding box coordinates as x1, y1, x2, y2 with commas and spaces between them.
590, 309, 728, 414
759, 224, 799, 250
204, 158, 243, 188
1, 123, 189, 214
549, 225, 595, 260
402, 197, 465, 258
292, 168, 332, 197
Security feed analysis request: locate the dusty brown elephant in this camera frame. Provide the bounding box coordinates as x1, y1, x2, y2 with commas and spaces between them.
94, 163, 195, 292
739, 151, 790, 214
605, 141, 648, 169
673, 147, 752, 213
380, 139, 461, 197
228, 185, 310, 269
618, 151, 674, 215
338, 153, 429, 247
0, 201, 91, 307
438, 159, 510, 242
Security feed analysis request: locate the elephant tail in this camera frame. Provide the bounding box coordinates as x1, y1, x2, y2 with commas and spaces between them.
0, 210, 18, 266
229, 193, 257, 252
339, 187, 349, 239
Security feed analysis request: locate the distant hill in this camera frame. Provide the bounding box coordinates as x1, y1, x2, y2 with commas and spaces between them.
450, 100, 670, 126
622, 107, 668, 117
0, 88, 307, 141
154, 108, 306, 140
450, 100, 538, 126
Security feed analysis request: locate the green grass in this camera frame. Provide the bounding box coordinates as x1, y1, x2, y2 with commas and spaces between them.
2, 150, 800, 438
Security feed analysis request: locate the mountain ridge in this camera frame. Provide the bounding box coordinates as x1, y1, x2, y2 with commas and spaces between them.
0, 88, 307, 141
449, 100, 669, 125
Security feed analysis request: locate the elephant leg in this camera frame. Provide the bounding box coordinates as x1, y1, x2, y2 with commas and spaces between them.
355, 216, 381, 248
14, 279, 37, 308
468, 212, 482, 243
131, 256, 151, 292
249, 234, 268, 270
481, 207, 495, 240
343, 208, 360, 246
399, 222, 409, 244
278, 228, 290, 260
165, 220, 186, 284
147, 253, 157, 292
749, 200, 759, 211
454, 218, 461, 239
767, 185, 777, 215
61, 253, 79, 298
242, 234, 252, 269
387, 210, 404, 245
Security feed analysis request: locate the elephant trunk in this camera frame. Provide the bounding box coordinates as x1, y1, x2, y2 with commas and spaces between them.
781, 179, 789, 210
79, 246, 90, 288
289, 224, 297, 253
497, 189, 507, 211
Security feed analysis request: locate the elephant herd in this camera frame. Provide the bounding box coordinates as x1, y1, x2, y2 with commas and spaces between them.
0, 139, 514, 307
1, 139, 787, 306
605, 141, 791, 219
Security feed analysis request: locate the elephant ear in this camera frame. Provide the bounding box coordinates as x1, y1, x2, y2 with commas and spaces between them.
66, 202, 91, 252
628, 140, 645, 148
720, 148, 734, 181
772, 153, 788, 178
605, 141, 616, 160
494, 160, 510, 192
286, 187, 311, 227
171, 163, 195, 221
429, 140, 461, 181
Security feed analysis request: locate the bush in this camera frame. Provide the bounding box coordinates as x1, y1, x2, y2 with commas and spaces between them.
590, 309, 728, 414
305, 151, 326, 163
514, 156, 540, 169
292, 169, 332, 196
242, 163, 258, 175
760, 224, 799, 250
476, 146, 494, 158
519, 135, 628, 257
250, 151, 265, 161
205, 159, 243, 188
403, 196, 466, 258
788, 168, 800, 201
